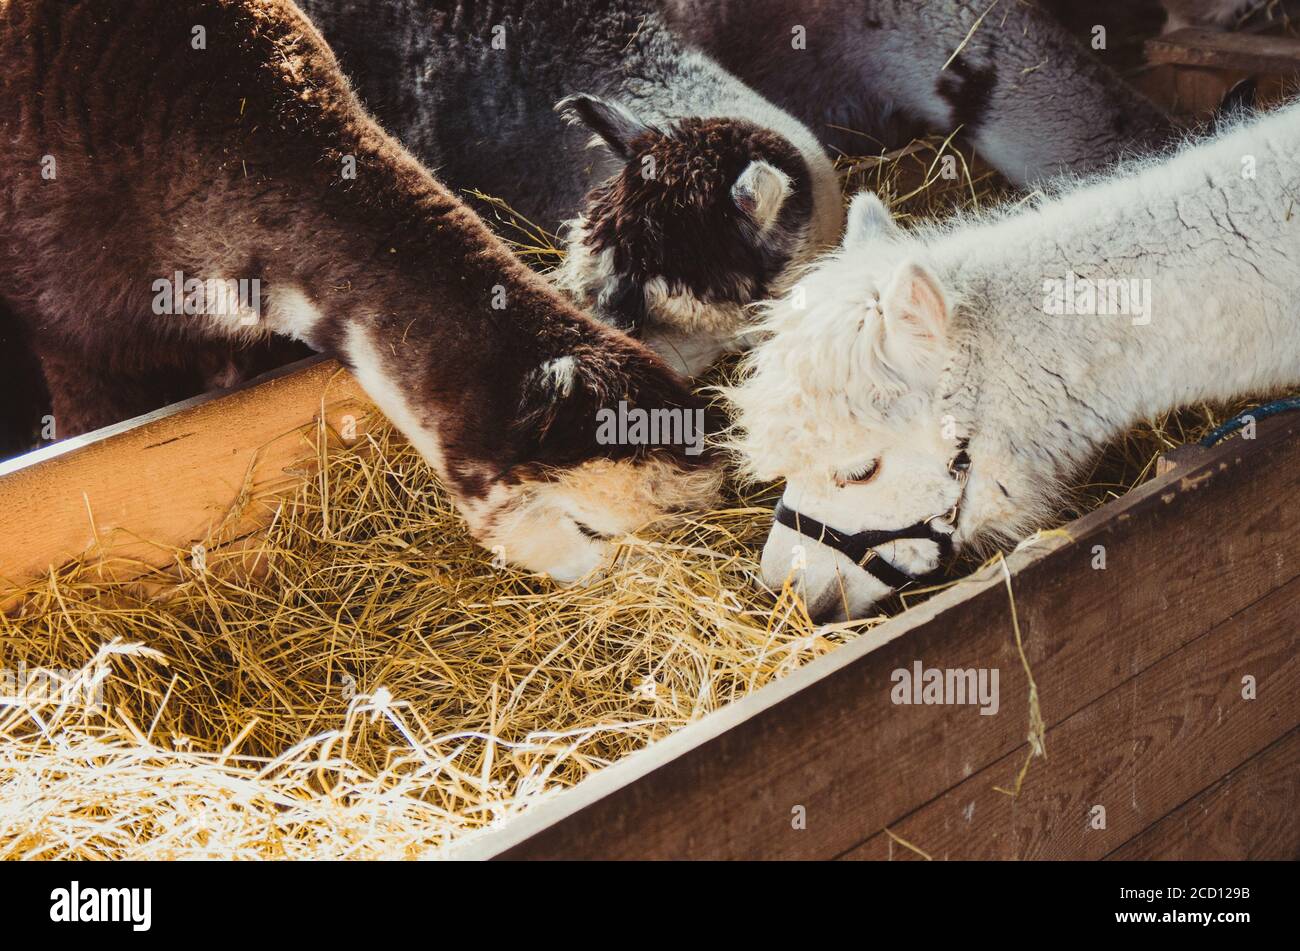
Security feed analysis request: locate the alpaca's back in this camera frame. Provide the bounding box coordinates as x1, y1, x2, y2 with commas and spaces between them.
943, 99, 1300, 283
662, 0, 1173, 185
292, 0, 641, 228
915, 99, 1300, 438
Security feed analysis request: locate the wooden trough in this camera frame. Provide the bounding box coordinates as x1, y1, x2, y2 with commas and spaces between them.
1142, 25, 1300, 116
0, 355, 1295, 860
4, 27, 1300, 861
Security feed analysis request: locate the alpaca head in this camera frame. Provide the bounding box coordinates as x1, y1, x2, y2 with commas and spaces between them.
553, 94, 837, 377
454, 337, 725, 584
472, 450, 723, 584
337, 312, 722, 586
728, 192, 978, 621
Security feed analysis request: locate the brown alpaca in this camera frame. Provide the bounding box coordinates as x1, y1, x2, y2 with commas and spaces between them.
0, 0, 720, 581
0, 300, 49, 456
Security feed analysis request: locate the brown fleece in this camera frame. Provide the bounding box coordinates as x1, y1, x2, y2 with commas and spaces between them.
0, 0, 714, 499
0, 299, 49, 455
583, 118, 813, 305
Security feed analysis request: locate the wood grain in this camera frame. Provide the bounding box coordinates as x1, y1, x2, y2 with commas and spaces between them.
0, 357, 370, 589
1137, 64, 1240, 118
1140, 25, 1300, 117
841, 578, 1298, 860
1108, 728, 1300, 861
479, 416, 1300, 859
1147, 27, 1300, 73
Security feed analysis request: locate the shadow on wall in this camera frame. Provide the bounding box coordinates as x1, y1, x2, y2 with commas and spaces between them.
0, 300, 49, 461
0, 308, 313, 464
1041, 0, 1169, 73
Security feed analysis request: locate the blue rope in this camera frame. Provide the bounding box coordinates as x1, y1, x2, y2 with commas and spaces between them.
1199, 397, 1300, 448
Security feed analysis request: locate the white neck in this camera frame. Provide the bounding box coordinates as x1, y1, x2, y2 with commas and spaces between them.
933, 102, 1300, 541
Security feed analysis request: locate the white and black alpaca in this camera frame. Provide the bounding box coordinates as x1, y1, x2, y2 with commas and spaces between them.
662, 0, 1176, 186
1, 0, 720, 582
294, 0, 845, 376
730, 100, 1300, 620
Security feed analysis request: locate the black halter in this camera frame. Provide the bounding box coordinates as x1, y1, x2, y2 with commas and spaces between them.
774, 442, 971, 590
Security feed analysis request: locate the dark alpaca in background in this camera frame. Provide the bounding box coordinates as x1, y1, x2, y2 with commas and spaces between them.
0, 0, 719, 580
661, 0, 1174, 185
293, 0, 1176, 372
295, 0, 845, 376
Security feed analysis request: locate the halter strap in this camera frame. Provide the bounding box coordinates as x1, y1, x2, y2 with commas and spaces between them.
773, 440, 971, 591
774, 501, 953, 590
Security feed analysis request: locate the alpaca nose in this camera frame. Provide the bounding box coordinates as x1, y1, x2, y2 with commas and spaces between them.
807, 593, 849, 626
762, 524, 845, 616
760, 522, 809, 592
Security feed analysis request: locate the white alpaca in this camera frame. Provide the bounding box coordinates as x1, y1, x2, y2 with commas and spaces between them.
729, 99, 1300, 621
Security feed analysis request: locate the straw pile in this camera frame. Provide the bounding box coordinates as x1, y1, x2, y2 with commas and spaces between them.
0, 137, 1273, 860
1, 422, 853, 858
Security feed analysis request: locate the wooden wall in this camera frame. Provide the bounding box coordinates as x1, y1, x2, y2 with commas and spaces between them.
0, 357, 367, 591
478, 414, 1300, 859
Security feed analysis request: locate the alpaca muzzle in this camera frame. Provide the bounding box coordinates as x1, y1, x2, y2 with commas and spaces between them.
773, 441, 971, 591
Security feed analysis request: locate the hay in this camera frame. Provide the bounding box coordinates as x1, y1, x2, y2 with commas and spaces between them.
991, 554, 1045, 799
0, 423, 870, 859
0, 137, 1281, 859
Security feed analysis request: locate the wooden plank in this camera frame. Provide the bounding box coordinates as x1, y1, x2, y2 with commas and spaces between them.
1137, 64, 1242, 118
1147, 27, 1300, 73
0, 356, 370, 589
1138, 63, 1295, 117
841, 578, 1298, 860
1140, 23, 1300, 116
465, 416, 1300, 859
1107, 728, 1300, 861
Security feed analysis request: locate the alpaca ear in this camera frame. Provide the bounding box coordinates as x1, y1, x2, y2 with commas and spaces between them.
555, 94, 652, 160
732, 160, 793, 233
515, 347, 715, 469
844, 191, 899, 248
880, 260, 949, 377
593, 273, 647, 334
515, 353, 605, 466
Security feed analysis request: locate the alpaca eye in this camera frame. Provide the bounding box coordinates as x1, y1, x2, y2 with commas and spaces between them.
573, 519, 612, 541
835, 459, 880, 488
